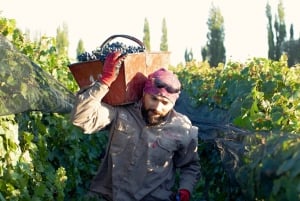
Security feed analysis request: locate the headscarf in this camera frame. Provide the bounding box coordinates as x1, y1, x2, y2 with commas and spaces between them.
143, 68, 181, 104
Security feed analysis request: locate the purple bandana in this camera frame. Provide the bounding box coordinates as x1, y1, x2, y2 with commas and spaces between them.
143, 68, 181, 103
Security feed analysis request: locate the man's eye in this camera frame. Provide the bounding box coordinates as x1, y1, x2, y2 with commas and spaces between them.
151, 96, 158, 101
161, 100, 168, 105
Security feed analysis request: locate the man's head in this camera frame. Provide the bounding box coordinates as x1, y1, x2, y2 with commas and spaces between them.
141, 68, 181, 125
143, 68, 181, 104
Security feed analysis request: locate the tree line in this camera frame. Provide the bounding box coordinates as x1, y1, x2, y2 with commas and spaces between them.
59, 0, 300, 67
197, 0, 300, 67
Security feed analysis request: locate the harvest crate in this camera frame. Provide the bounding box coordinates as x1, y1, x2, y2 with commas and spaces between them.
68, 35, 170, 105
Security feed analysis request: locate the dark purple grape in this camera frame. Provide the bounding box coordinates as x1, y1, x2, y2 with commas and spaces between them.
77, 42, 145, 62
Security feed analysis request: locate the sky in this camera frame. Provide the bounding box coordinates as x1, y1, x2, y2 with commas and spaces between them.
0, 0, 299, 65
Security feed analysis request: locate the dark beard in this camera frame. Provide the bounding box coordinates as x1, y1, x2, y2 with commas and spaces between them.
141, 108, 166, 126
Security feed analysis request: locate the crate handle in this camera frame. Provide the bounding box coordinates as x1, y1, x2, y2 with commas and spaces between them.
99, 34, 145, 51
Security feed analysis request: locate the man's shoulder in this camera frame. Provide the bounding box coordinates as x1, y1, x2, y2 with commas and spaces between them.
171, 109, 193, 125
170, 110, 198, 139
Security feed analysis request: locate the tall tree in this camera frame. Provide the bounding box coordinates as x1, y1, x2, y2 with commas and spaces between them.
266, 2, 275, 60
274, 0, 286, 60
201, 3, 226, 67
184, 48, 193, 62
289, 24, 294, 40
266, 0, 287, 61
282, 24, 300, 66
143, 18, 151, 51
282, 40, 300, 67
76, 39, 85, 59
56, 22, 69, 55
201, 46, 208, 62
160, 18, 168, 51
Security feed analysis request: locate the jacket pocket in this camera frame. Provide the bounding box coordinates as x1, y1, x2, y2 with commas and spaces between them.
109, 119, 135, 154
148, 138, 176, 169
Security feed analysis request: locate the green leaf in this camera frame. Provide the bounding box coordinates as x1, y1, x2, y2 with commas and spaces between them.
34, 183, 46, 197
271, 111, 284, 125
276, 158, 295, 175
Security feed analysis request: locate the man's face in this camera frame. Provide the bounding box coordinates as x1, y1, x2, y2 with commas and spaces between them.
141, 93, 174, 126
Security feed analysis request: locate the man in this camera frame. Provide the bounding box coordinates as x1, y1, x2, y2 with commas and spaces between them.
71, 51, 200, 201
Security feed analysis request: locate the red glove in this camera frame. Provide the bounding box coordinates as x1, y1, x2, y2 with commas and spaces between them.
99, 51, 126, 87
179, 189, 190, 201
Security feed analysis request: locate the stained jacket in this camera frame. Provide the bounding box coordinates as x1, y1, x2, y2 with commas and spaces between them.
71, 82, 201, 201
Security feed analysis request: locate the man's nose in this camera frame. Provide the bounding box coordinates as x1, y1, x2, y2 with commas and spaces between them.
153, 101, 164, 112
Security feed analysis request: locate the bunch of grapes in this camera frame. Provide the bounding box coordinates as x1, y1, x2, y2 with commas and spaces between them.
76, 52, 97, 62
77, 41, 145, 62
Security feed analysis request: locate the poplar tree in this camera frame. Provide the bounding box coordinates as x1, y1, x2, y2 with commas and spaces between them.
282, 24, 300, 66
143, 18, 151, 51
274, 0, 286, 60
201, 4, 226, 67
289, 24, 294, 40
266, 2, 275, 60
272, 0, 300, 66
184, 48, 193, 62
266, 0, 287, 61
160, 18, 168, 51
56, 22, 69, 55
76, 39, 85, 59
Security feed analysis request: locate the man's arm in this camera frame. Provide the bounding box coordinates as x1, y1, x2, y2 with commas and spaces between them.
71, 51, 126, 134
175, 125, 201, 199
71, 82, 116, 134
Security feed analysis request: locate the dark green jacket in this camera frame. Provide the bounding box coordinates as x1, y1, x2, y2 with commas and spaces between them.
71, 82, 200, 201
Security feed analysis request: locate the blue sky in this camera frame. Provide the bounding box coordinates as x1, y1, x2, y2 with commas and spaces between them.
0, 0, 298, 65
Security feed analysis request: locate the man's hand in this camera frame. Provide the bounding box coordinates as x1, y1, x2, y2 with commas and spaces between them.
99, 51, 126, 87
